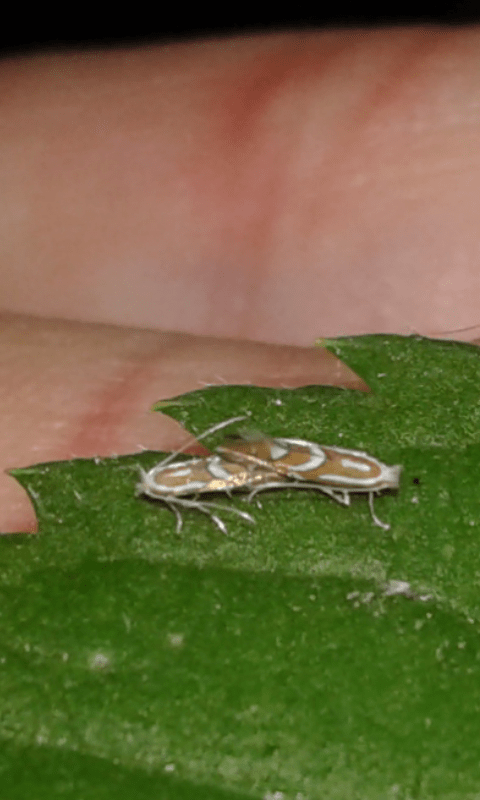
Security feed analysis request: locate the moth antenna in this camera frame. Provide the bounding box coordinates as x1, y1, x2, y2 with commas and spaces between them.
157, 415, 247, 470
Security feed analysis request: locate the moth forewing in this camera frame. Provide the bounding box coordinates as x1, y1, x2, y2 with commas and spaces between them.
137, 415, 260, 534
217, 434, 401, 530
138, 453, 284, 534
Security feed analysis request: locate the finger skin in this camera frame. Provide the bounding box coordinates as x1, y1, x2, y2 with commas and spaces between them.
0, 314, 362, 533
3, 28, 480, 529
1, 29, 480, 343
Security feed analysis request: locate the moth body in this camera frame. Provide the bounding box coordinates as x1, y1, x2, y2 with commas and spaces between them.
218, 434, 401, 530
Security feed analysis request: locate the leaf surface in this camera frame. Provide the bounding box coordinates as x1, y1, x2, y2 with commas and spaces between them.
4, 334, 480, 799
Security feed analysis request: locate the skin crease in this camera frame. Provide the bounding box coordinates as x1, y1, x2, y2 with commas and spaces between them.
1, 27, 480, 531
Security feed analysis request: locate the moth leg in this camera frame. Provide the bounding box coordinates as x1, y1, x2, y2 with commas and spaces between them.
284, 480, 351, 506
247, 481, 348, 505
245, 476, 392, 529
368, 492, 390, 530
306, 485, 351, 506
160, 496, 223, 534
329, 488, 350, 506
169, 496, 256, 533
292, 483, 391, 528
163, 499, 184, 534
285, 483, 391, 529
201, 500, 255, 526
136, 467, 151, 497
247, 482, 293, 503
288, 483, 391, 528
208, 513, 229, 536
186, 500, 231, 535
197, 500, 256, 527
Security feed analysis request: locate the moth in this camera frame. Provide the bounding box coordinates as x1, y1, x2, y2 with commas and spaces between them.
137, 416, 285, 534
217, 432, 401, 530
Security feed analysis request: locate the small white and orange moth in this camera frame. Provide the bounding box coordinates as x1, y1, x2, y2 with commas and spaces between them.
137, 416, 285, 534
217, 433, 402, 530
138, 416, 401, 533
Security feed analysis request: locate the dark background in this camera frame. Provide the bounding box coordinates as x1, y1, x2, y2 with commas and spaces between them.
2, 4, 480, 58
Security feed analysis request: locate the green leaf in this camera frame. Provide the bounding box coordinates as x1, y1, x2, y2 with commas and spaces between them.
4, 334, 480, 798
